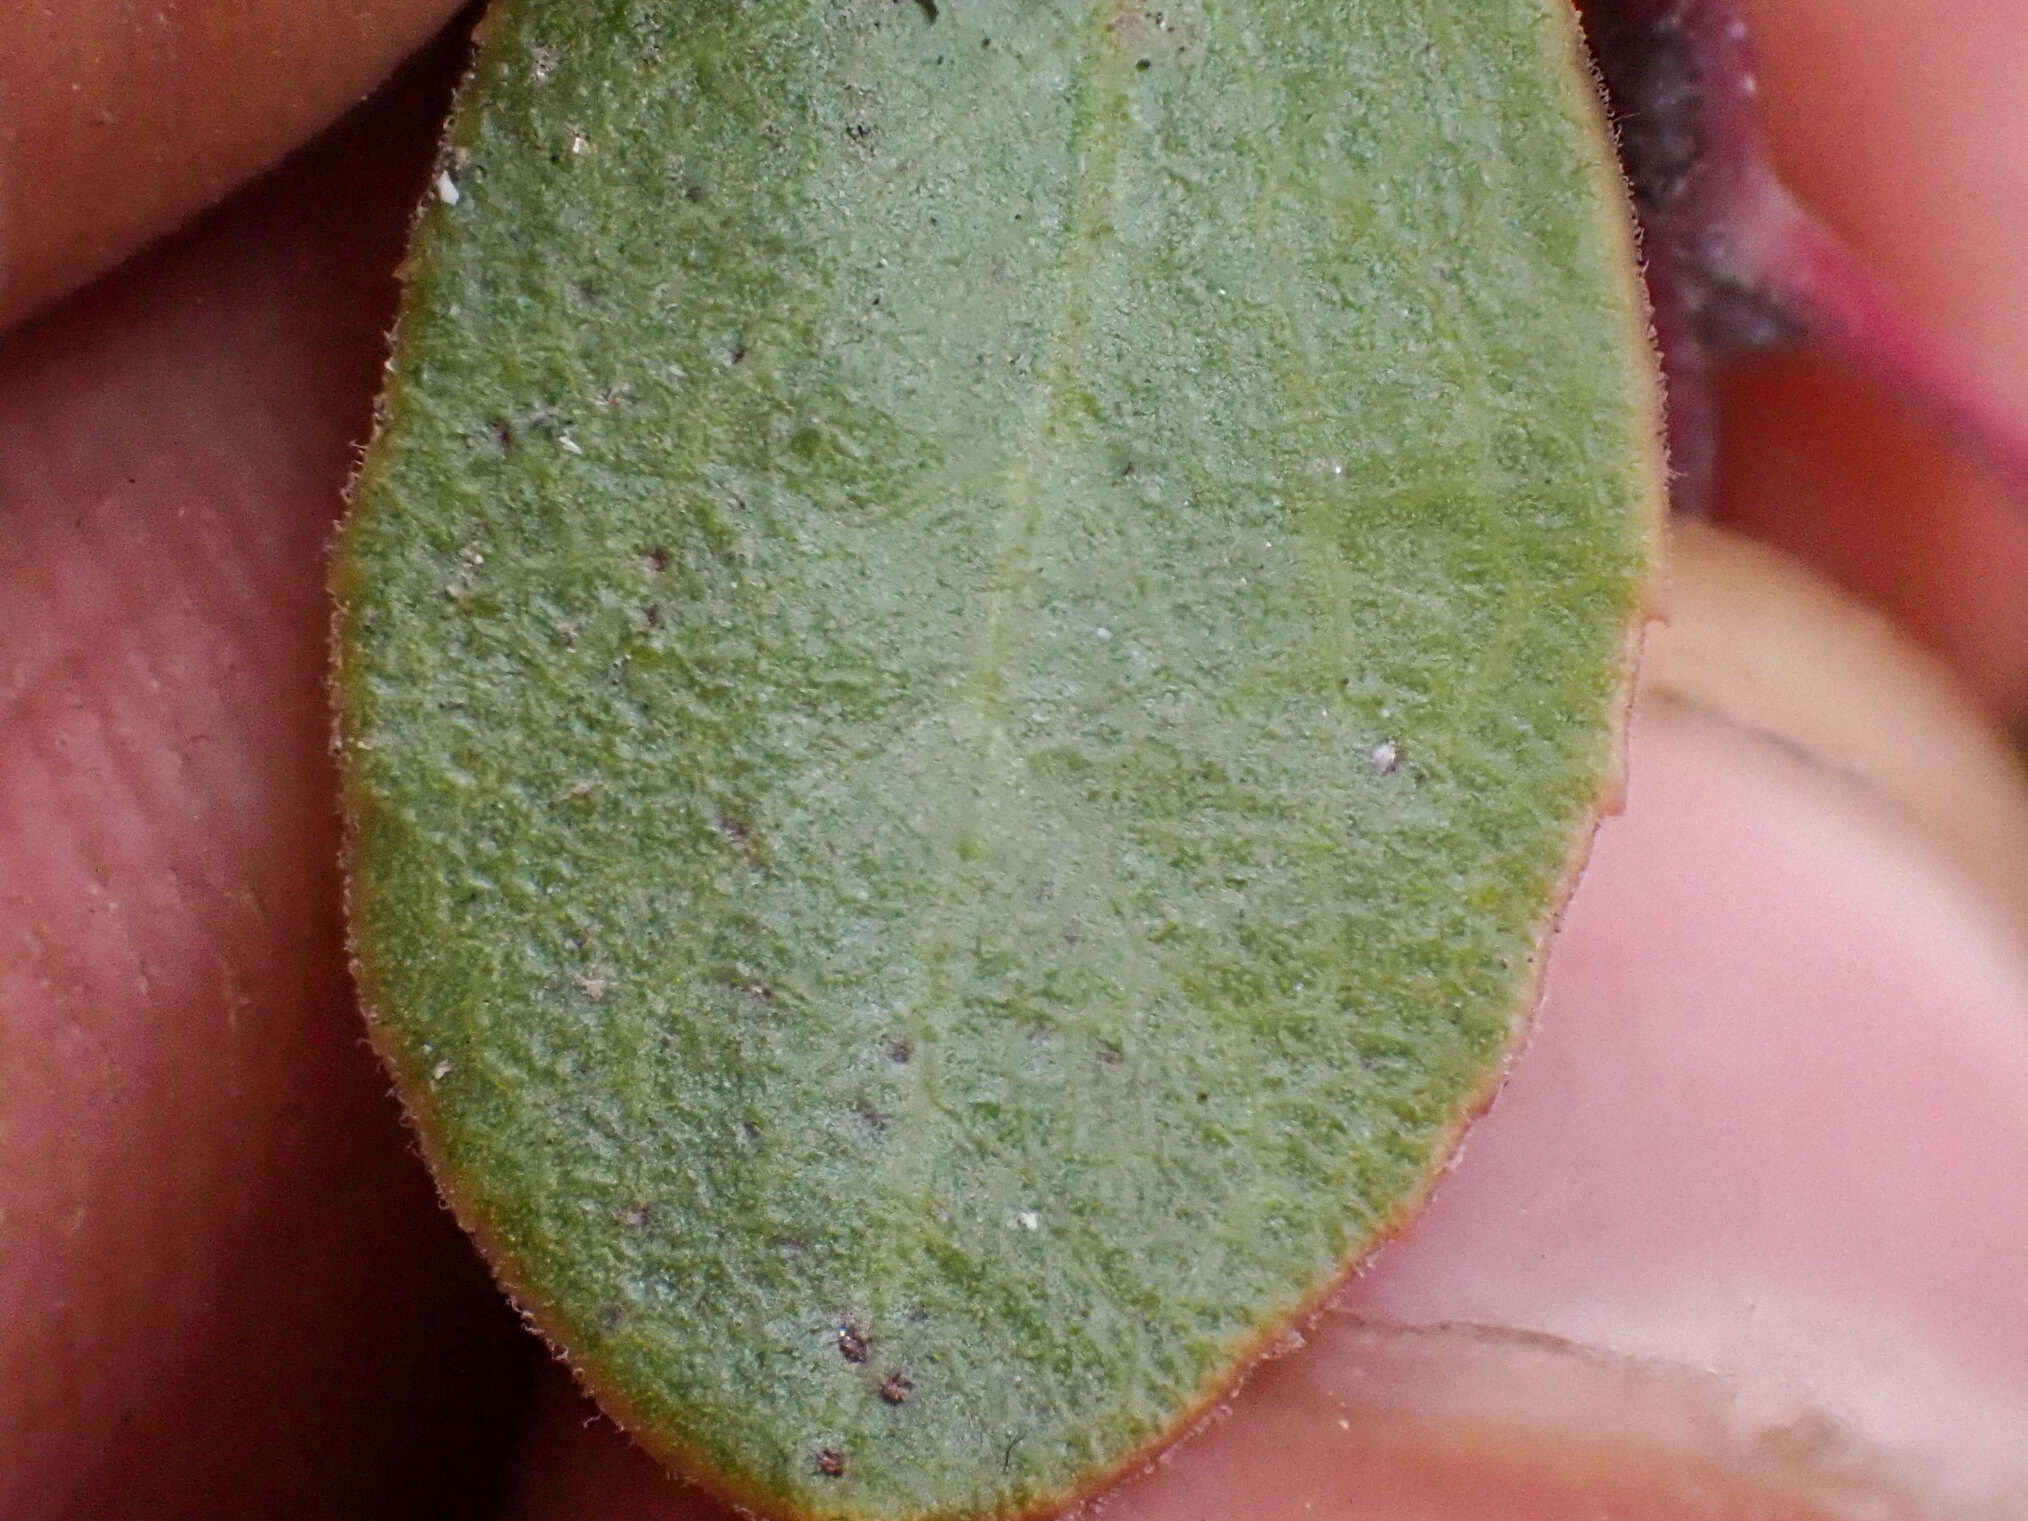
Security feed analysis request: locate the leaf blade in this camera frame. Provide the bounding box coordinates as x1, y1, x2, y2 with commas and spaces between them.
335, 2, 1661, 1516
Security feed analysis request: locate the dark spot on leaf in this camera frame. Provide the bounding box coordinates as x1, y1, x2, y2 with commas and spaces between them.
851, 1099, 891, 1134
644, 547, 668, 573
729, 344, 746, 364
886, 1037, 912, 1064
879, 1371, 914, 1404
685, 183, 707, 202
625, 1203, 652, 1228
1097, 1042, 1123, 1067
644, 602, 662, 628
599, 1305, 624, 1331
914, 0, 936, 20
837, 1320, 868, 1362
1136, 57, 1151, 69
815, 1448, 846, 1478
742, 1118, 762, 1141
846, 122, 871, 143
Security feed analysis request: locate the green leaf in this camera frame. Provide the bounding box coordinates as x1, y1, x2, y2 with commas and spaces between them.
333, 2, 1660, 1517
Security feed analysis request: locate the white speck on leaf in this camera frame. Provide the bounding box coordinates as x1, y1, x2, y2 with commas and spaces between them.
435, 170, 461, 206
1369, 740, 1401, 775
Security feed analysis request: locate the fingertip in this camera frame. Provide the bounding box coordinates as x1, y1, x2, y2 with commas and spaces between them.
1345, 690, 2028, 1489
0, 31, 528, 1517
0, 0, 471, 332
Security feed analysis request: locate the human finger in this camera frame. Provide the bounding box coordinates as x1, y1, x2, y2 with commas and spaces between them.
0, 35, 534, 1520
0, 0, 466, 332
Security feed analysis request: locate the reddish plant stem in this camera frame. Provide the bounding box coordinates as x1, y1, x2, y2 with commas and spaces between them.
1745, 181, 2028, 506
1577, 0, 2028, 513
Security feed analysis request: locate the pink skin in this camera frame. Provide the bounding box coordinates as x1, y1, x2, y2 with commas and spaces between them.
0, 0, 463, 330
1346, 701, 2028, 1497
0, 33, 534, 1521
2, 1, 2026, 1516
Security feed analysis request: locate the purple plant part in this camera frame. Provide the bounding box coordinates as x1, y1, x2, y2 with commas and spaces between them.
1578, 0, 2028, 513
